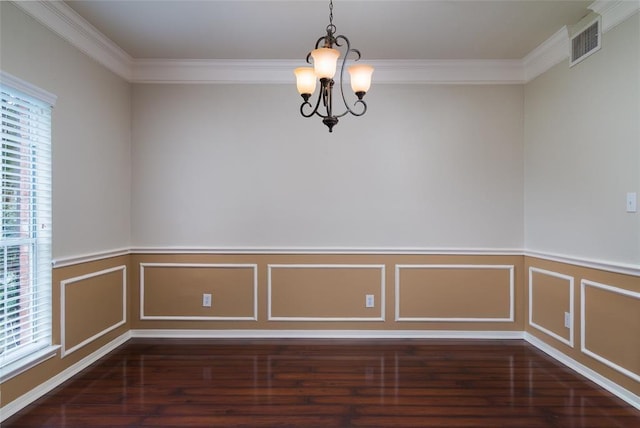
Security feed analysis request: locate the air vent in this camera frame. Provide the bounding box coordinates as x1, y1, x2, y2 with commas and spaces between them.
569, 14, 601, 67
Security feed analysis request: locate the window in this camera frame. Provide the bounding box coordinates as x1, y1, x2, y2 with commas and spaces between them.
1, 72, 56, 380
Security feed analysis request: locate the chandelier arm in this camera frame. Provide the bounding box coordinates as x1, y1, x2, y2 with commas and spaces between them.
330, 35, 366, 118
300, 90, 325, 118
348, 99, 368, 117
314, 35, 329, 50
295, 0, 371, 132
330, 99, 367, 119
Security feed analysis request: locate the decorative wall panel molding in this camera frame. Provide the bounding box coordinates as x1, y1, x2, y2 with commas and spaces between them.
60, 265, 127, 357
139, 263, 258, 321
580, 279, 640, 383
528, 267, 575, 347
395, 264, 515, 322
267, 264, 385, 321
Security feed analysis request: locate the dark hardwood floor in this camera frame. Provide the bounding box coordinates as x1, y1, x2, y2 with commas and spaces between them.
4, 338, 639, 427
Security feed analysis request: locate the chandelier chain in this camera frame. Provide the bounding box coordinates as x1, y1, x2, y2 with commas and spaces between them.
329, 0, 333, 26
326, 0, 336, 37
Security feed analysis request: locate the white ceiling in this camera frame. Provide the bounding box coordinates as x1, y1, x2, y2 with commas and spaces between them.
64, 0, 594, 61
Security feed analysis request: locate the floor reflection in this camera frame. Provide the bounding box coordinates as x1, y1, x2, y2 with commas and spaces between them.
4, 339, 639, 427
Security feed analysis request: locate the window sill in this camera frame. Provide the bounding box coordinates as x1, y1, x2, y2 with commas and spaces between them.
0, 345, 60, 383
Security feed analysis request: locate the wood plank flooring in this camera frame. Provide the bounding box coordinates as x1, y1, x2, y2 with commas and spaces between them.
4, 339, 639, 427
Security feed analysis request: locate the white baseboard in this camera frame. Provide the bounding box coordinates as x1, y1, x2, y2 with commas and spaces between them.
130, 329, 525, 340
524, 333, 640, 411
0, 331, 131, 422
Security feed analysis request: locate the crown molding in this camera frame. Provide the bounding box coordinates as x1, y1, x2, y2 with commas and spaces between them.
131, 58, 525, 84
590, 0, 640, 32
522, 26, 569, 82
11, 0, 133, 80
10, 1, 638, 85
348, 60, 525, 85
131, 59, 300, 84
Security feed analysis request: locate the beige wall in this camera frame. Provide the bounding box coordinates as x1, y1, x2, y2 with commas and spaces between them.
130, 253, 524, 332
61, 265, 127, 356
1, 256, 130, 407
525, 256, 639, 395
5, 254, 639, 409
528, 267, 573, 344
140, 263, 256, 319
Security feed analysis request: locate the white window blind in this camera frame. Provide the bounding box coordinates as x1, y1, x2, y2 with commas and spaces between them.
1, 74, 54, 377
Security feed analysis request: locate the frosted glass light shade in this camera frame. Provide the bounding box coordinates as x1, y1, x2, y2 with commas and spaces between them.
348, 64, 374, 93
311, 48, 340, 79
294, 67, 317, 95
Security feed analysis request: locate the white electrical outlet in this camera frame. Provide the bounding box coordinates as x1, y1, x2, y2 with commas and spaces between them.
564, 312, 571, 328
365, 294, 375, 308
202, 293, 212, 307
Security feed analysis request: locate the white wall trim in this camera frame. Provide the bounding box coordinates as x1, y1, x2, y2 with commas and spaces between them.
10, 0, 132, 80
580, 279, 640, 383
51, 247, 639, 277
525, 332, 640, 411
0, 331, 131, 423
522, 26, 569, 82
528, 267, 574, 348
370, 59, 525, 85
525, 250, 640, 277
395, 264, 515, 323
0, 70, 58, 106
131, 58, 526, 84
0, 345, 60, 384
139, 263, 259, 321
16, 1, 639, 85
267, 264, 385, 321
131, 59, 298, 84
521, 1, 640, 81
590, 0, 640, 33
52, 248, 130, 268
130, 246, 523, 256
60, 265, 127, 358
130, 329, 524, 340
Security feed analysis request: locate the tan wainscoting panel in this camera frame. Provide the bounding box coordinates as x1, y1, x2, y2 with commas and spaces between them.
395, 264, 514, 322
581, 279, 640, 383
528, 267, 574, 347
61, 265, 127, 357
268, 264, 385, 321
140, 263, 257, 320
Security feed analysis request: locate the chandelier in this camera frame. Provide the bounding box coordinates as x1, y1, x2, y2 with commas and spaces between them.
294, 0, 374, 132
